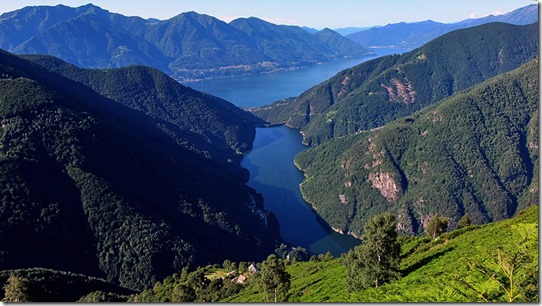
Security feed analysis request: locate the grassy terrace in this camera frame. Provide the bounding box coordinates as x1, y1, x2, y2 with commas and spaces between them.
222, 205, 538, 302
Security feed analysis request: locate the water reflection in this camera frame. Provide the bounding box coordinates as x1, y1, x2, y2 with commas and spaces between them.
241, 126, 361, 256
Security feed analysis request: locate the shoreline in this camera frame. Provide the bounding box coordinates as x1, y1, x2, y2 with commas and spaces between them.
294, 151, 361, 242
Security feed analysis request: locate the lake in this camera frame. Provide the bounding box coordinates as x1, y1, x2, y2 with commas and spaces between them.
184, 49, 407, 107
189, 49, 408, 255
241, 125, 361, 256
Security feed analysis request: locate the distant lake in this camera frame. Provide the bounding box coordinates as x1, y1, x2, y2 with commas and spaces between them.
191, 49, 408, 255
184, 49, 407, 108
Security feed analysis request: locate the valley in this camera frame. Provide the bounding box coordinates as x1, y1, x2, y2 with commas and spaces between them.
0, 1, 538, 303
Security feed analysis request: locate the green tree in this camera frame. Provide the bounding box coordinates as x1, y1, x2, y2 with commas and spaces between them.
187, 268, 210, 290
2, 275, 35, 302
343, 212, 401, 291
171, 284, 196, 302
238, 262, 248, 273
426, 214, 449, 239
274, 243, 289, 259
256, 254, 291, 302
457, 214, 472, 229
222, 259, 237, 272
288, 247, 309, 262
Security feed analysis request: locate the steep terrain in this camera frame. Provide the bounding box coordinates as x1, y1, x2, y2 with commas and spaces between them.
0, 50, 280, 291
0, 4, 373, 81
22, 54, 261, 160
123, 206, 538, 302
223, 206, 538, 302
250, 22, 538, 145
295, 58, 538, 236
346, 4, 538, 50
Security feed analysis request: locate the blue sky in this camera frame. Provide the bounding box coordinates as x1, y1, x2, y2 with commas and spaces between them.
0, 0, 536, 28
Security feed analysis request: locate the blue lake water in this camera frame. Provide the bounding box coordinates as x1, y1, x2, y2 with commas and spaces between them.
189, 49, 408, 255
241, 125, 361, 256
184, 57, 369, 107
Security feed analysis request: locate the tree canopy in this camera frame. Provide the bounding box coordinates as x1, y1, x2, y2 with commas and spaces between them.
343, 212, 401, 291
256, 254, 291, 302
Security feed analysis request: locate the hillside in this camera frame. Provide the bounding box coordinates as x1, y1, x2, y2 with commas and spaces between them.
346, 4, 538, 50
125, 205, 538, 302
249, 22, 538, 145
21, 54, 262, 161
294, 58, 538, 236
0, 49, 280, 291
0, 4, 373, 81
224, 206, 538, 302
0, 268, 134, 302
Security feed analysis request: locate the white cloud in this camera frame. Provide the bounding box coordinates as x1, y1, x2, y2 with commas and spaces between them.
469, 10, 505, 19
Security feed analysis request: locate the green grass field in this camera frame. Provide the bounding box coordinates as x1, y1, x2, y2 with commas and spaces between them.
222, 205, 538, 302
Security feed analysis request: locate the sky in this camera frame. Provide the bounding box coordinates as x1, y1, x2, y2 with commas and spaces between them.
0, 0, 536, 28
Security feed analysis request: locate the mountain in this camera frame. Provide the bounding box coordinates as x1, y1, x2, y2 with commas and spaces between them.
456, 4, 539, 28
0, 268, 134, 302
250, 22, 538, 145
22, 54, 261, 159
0, 49, 281, 291
0, 4, 105, 49
144, 12, 264, 74
333, 27, 374, 36
0, 4, 374, 81
294, 58, 538, 237
348, 20, 448, 49
13, 8, 169, 72
314, 28, 370, 56
302, 26, 319, 34
229, 18, 370, 63
346, 4, 538, 49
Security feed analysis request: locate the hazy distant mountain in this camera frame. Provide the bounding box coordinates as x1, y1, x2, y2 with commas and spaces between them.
12, 8, 169, 71
333, 27, 373, 36
347, 4, 538, 49
314, 28, 369, 56
145, 12, 264, 72
302, 26, 319, 33
0, 4, 374, 81
229, 17, 371, 63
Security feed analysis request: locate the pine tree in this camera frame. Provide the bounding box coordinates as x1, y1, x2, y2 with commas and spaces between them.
343, 212, 401, 291
2, 275, 34, 302
256, 254, 291, 302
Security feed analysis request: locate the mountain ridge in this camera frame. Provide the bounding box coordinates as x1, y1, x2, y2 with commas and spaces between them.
346, 4, 538, 49
249, 22, 539, 145
0, 4, 373, 81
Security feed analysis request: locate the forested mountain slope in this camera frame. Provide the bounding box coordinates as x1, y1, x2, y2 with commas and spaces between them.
0, 4, 372, 81
250, 22, 538, 145
0, 49, 280, 291
22, 54, 262, 161
295, 58, 538, 236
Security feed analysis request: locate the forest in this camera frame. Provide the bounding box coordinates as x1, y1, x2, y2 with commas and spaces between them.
0, 49, 280, 291
295, 59, 538, 236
